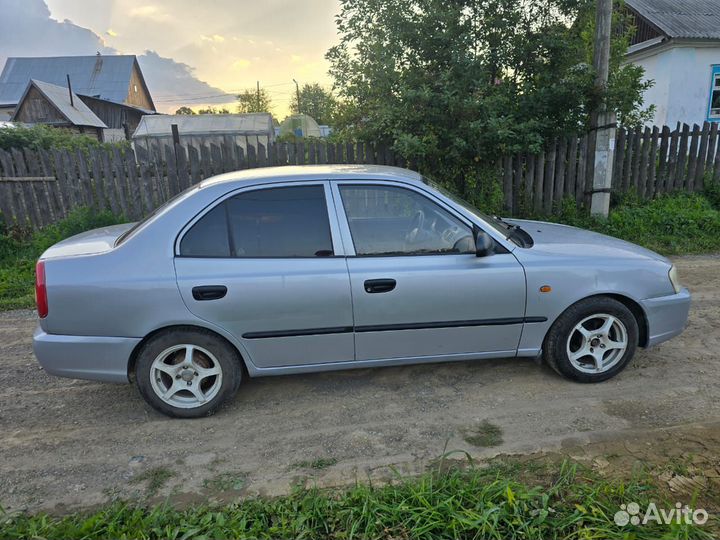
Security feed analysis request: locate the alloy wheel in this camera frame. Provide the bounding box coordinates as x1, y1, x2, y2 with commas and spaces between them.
566, 313, 628, 374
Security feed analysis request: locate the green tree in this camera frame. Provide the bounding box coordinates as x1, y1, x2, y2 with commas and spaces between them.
174, 106, 195, 115
236, 88, 273, 114
326, 0, 652, 192
197, 106, 230, 114
290, 83, 337, 125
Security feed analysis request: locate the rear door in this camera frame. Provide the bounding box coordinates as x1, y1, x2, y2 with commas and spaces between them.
332, 181, 527, 362
174, 182, 355, 368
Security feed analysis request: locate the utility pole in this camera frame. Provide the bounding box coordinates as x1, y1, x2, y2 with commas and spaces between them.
256, 80, 261, 111
293, 79, 301, 114
589, 0, 616, 217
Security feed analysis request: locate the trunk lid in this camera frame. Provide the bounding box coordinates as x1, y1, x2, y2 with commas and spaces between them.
40, 223, 135, 259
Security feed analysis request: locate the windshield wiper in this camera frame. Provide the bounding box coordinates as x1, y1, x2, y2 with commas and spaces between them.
493, 215, 518, 230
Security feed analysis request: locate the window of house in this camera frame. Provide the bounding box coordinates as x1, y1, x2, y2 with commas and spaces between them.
339, 185, 474, 256
709, 66, 720, 120
180, 185, 334, 258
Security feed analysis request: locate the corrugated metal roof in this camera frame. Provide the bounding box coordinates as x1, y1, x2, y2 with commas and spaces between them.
0, 55, 138, 106
626, 0, 720, 40
133, 113, 274, 138
13, 80, 107, 128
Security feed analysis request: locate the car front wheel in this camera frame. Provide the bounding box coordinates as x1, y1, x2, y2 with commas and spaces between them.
543, 297, 639, 383
135, 327, 242, 418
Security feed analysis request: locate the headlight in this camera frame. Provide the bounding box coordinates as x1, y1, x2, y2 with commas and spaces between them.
668, 265, 682, 294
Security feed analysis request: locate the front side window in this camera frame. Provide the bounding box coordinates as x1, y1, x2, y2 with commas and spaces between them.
339, 185, 474, 256
180, 185, 333, 258
710, 67, 720, 120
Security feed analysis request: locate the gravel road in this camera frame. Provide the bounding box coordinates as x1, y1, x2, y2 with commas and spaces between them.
1, 255, 719, 513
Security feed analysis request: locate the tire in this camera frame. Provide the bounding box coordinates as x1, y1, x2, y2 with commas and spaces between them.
543, 296, 638, 383
135, 327, 242, 418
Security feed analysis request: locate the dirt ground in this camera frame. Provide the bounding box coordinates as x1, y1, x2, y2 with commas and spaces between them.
1, 255, 719, 515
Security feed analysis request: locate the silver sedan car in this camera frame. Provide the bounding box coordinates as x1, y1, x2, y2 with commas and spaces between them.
33, 165, 690, 417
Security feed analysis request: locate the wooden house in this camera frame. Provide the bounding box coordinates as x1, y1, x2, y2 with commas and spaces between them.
0, 55, 155, 139
11, 79, 107, 140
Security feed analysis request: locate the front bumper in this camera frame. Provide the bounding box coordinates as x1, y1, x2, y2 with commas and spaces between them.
641, 287, 691, 348
33, 327, 140, 383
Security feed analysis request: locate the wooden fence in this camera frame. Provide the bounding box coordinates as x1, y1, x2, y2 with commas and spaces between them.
500, 121, 720, 216
1, 121, 719, 229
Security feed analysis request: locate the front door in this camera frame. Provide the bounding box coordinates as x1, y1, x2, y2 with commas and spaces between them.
333, 182, 526, 362
175, 182, 354, 368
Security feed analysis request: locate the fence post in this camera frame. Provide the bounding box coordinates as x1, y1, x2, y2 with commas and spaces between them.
590, 111, 616, 217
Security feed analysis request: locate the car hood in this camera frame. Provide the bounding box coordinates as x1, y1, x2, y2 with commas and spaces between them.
40, 223, 136, 259
506, 219, 670, 264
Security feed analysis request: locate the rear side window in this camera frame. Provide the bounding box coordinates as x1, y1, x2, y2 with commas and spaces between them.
179, 203, 230, 257
179, 185, 333, 258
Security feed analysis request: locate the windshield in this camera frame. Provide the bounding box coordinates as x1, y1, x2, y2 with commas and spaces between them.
422, 177, 516, 236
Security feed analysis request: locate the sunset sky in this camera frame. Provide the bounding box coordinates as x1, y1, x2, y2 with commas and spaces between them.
0, 0, 341, 117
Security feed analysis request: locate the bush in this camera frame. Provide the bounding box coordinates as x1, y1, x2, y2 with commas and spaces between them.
0, 124, 128, 153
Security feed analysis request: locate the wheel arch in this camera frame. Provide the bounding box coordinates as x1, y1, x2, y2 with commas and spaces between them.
544, 292, 649, 348
127, 324, 250, 382
604, 293, 649, 347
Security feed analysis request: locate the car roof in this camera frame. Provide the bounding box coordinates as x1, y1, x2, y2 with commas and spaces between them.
199, 164, 424, 188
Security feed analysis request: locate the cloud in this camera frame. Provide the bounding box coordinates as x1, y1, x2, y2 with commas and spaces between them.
0, 0, 114, 67
232, 59, 251, 70
128, 5, 172, 22
200, 34, 226, 43
0, 0, 229, 112
138, 51, 231, 109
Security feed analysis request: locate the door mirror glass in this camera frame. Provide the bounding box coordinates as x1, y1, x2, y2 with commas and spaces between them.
474, 227, 494, 257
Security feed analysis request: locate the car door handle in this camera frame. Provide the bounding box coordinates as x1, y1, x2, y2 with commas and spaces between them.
364, 279, 396, 294
192, 285, 227, 301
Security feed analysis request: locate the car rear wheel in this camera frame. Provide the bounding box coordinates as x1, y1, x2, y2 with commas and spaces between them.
135, 328, 242, 418
543, 297, 638, 383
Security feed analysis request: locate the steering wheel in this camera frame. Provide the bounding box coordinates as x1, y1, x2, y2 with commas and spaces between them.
405, 210, 426, 245
410, 210, 425, 232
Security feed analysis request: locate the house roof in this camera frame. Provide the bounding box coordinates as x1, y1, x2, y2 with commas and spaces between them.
12, 79, 107, 129
133, 113, 274, 139
625, 0, 720, 40
0, 55, 154, 109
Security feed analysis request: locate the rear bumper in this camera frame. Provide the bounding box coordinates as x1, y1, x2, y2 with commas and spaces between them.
33, 327, 139, 383
641, 288, 691, 348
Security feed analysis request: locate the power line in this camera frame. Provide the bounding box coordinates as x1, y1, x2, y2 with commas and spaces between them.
152, 81, 334, 102
152, 81, 305, 99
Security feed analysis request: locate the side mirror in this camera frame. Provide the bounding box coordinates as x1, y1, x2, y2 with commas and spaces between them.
473, 226, 494, 257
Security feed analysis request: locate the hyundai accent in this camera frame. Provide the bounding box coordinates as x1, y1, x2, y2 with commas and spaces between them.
33, 165, 691, 417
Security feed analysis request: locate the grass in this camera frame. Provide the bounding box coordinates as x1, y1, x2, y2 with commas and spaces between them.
0, 457, 714, 539
549, 191, 720, 255
203, 472, 247, 492
291, 457, 339, 470
128, 467, 176, 497
461, 420, 504, 448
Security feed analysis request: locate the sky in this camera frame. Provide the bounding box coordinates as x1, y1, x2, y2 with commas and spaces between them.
0, 0, 340, 117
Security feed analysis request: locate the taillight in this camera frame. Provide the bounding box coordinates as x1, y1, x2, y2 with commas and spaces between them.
35, 260, 48, 319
